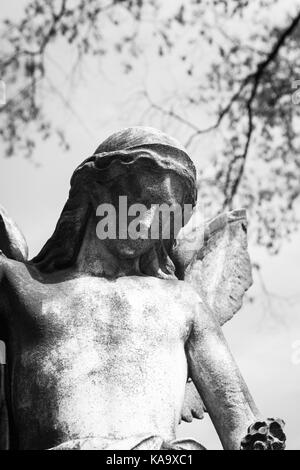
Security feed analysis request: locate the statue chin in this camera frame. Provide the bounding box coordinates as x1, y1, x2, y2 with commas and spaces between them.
107, 238, 155, 259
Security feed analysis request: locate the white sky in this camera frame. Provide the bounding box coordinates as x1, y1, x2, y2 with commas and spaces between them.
0, 0, 299, 450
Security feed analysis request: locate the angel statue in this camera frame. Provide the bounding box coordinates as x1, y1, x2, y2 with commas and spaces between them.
0, 127, 286, 450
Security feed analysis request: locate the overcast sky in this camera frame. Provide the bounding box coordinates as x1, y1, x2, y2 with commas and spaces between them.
0, 0, 299, 450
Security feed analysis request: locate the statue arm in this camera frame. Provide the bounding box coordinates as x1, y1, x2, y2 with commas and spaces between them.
186, 299, 260, 450
0, 255, 9, 450
0, 255, 8, 322
0, 199, 29, 449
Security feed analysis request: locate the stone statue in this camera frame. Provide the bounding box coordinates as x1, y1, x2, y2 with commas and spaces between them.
0, 127, 286, 450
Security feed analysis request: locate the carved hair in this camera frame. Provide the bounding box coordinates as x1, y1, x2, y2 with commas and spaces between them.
32, 128, 197, 278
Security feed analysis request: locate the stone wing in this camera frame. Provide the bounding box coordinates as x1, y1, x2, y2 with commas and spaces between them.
177, 209, 253, 422
184, 209, 252, 326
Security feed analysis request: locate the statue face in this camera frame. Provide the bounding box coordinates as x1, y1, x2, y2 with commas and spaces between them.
90, 167, 188, 259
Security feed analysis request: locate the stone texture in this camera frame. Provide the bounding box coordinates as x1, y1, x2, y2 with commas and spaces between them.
241, 419, 286, 450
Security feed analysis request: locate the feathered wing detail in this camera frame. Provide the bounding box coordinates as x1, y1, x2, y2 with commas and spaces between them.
185, 209, 252, 325
177, 209, 253, 422
0, 204, 28, 261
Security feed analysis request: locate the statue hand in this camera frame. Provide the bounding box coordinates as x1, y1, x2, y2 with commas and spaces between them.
241, 418, 286, 450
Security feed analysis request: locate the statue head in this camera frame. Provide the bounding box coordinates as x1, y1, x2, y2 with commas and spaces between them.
32, 127, 197, 279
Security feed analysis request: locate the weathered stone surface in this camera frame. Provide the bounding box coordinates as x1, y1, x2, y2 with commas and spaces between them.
241, 419, 286, 450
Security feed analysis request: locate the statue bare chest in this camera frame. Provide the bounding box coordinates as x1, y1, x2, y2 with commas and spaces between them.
3, 271, 192, 447
5, 271, 193, 379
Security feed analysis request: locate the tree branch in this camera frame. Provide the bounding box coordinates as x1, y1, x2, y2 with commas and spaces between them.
221, 10, 300, 207
174, 10, 300, 151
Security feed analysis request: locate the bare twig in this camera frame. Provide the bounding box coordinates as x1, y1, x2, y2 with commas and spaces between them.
221, 10, 300, 206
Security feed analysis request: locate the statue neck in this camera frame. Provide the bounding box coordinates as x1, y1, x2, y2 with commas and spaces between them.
76, 215, 141, 278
